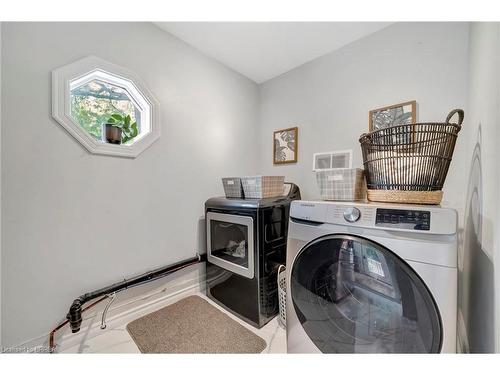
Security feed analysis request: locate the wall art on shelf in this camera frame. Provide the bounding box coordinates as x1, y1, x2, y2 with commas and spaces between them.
273, 126, 298, 165
369, 100, 417, 131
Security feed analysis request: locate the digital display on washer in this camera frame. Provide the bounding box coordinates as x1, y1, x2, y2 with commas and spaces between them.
375, 208, 431, 231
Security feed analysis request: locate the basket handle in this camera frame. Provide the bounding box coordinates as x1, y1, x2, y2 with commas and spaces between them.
445, 109, 464, 125
277, 264, 286, 275
277, 264, 286, 285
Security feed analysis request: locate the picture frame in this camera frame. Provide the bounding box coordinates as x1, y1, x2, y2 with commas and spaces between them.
369, 100, 417, 132
273, 126, 298, 164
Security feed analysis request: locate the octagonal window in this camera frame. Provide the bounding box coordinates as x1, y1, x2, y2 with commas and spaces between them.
69, 70, 151, 145
52, 56, 160, 158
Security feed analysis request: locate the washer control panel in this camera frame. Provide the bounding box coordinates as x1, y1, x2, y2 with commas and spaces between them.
290, 201, 457, 235
375, 208, 431, 231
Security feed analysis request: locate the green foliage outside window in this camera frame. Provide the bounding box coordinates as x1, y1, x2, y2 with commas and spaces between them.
70, 80, 139, 141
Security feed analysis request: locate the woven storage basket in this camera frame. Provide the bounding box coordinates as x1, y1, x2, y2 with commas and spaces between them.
359, 109, 463, 205
222, 177, 245, 198
316, 168, 366, 201
241, 176, 285, 199
277, 265, 286, 327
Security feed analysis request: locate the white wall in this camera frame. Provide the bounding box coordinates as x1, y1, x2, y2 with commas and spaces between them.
258, 22, 469, 218
1, 22, 259, 346
458, 22, 500, 353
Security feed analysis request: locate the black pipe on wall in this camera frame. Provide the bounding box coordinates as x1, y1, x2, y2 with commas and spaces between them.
66, 254, 207, 333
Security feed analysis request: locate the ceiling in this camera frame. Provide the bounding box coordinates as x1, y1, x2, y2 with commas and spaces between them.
155, 22, 392, 83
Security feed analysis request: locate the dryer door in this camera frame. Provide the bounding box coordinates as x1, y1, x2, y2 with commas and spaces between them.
207, 212, 255, 279
290, 234, 442, 353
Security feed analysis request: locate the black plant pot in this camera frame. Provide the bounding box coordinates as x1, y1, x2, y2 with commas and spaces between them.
105, 124, 122, 144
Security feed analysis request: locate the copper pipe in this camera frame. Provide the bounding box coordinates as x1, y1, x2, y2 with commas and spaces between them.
49, 295, 108, 353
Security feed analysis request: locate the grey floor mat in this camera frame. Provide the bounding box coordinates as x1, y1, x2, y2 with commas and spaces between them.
126, 295, 267, 353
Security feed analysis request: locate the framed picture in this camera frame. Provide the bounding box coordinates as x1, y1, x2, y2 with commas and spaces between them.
369, 100, 417, 131
273, 127, 298, 164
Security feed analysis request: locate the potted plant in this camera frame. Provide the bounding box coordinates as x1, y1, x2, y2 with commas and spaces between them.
104, 114, 139, 144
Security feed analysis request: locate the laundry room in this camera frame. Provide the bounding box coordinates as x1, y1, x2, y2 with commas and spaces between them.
1, 0, 500, 372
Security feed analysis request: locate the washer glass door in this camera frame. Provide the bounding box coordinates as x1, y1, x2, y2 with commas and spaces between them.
291, 234, 442, 353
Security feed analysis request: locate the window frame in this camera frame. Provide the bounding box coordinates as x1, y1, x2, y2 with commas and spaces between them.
52, 56, 161, 158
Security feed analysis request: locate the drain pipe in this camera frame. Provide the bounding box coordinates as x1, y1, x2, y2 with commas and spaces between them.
49, 253, 206, 352
100, 293, 116, 330
48, 295, 108, 352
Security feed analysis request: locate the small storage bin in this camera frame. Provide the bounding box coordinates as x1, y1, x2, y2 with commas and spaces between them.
277, 265, 286, 327
316, 168, 366, 201
222, 177, 245, 198
241, 176, 285, 199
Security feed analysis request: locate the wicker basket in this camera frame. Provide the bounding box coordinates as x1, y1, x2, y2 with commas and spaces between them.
277, 265, 286, 327
316, 168, 366, 201
222, 177, 245, 198
359, 109, 463, 205
241, 176, 285, 199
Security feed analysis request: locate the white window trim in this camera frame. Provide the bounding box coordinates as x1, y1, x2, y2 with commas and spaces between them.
52, 56, 161, 158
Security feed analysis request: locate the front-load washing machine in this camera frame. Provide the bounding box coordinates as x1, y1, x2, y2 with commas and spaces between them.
286, 200, 457, 353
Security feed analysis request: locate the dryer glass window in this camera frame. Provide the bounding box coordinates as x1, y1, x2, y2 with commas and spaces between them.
291, 235, 442, 353
210, 220, 249, 269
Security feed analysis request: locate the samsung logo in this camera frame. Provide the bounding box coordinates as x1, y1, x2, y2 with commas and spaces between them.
300, 203, 316, 207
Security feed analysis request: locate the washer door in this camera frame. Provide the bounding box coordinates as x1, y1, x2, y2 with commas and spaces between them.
290, 234, 442, 353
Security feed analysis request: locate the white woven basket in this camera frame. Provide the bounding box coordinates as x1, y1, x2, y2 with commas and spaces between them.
222, 177, 244, 198
241, 176, 285, 199
316, 168, 366, 201
277, 265, 286, 327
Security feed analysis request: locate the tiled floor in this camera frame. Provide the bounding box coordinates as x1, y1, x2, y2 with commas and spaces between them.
60, 291, 287, 354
